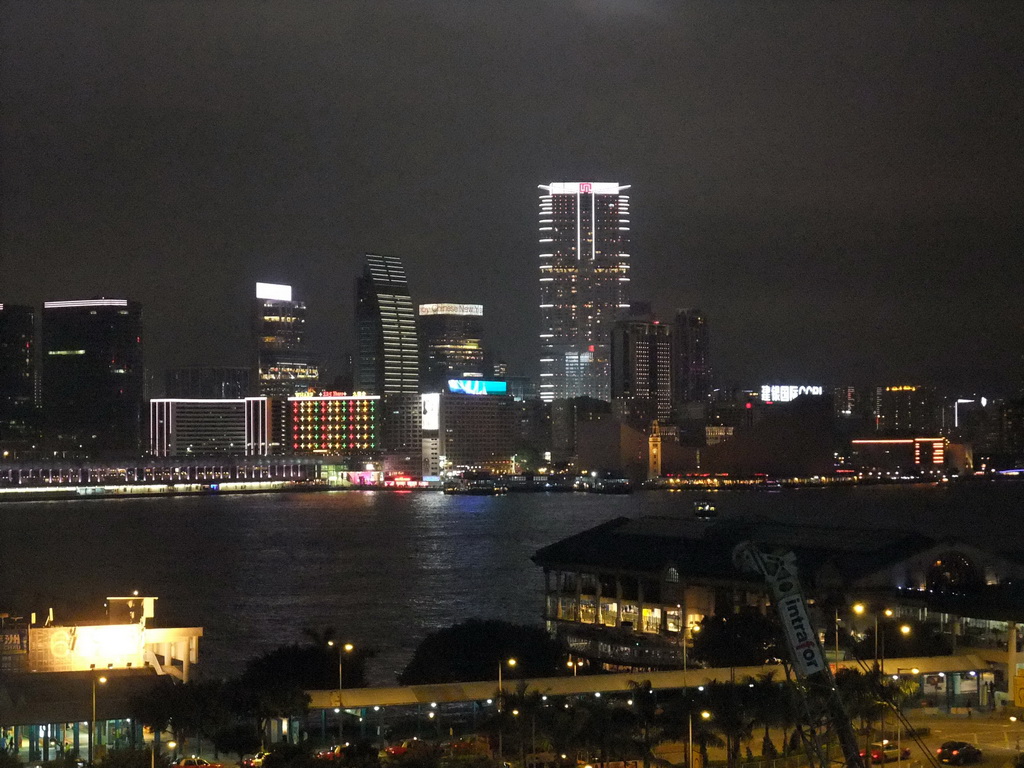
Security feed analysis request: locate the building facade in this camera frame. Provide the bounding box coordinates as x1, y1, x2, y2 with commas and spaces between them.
534, 515, 1024, 671
253, 283, 319, 397
538, 182, 631, 403
41, 299, 144, 456
165, 366, 250, 399
0, 304, 36, 448
875, 385, 940, 436
611, 319, 673, 423
418, 303, 486, 391
421, 383, 515, 475
673, 308, 710, 406
355, 254, 419, 395
150, 394, 380, 458
283, 393, 380, 455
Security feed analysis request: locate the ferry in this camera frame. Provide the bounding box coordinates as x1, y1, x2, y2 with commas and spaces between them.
694, 499, 718, 520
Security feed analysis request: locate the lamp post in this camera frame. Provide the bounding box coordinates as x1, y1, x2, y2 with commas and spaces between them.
892, 668, 919, 762
566, 659, 582, 676
690, 710, 711, 768
498, 658, 516, 763
90, 672, 107, 765
328, 641, 354, 742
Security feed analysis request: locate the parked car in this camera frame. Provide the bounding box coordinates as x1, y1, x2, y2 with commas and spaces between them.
860, 741, 911, 763
937, 741, 983, 765
242, 752, 271, 768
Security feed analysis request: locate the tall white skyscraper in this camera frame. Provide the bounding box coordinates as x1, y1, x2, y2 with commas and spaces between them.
538, 182, 631, 402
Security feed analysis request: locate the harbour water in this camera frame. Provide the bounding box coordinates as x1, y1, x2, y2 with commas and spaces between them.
2, 482, 1022, 684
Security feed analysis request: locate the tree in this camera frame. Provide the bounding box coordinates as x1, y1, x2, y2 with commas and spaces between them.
746, 673, 783, 758
689, 609, 780, 668
627, 681, 661, 768
705, 681, 752, 768
398, 619, 563, 685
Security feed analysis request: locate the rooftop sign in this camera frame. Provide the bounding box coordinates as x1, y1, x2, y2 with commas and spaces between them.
256, 282, 292, 302
419, 303, 483, 316
760, 385, 823, 403
540, 182, 628, 195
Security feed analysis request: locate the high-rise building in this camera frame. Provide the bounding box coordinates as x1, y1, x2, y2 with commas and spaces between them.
0, 303, 36, 447
42, 298, 144, 455
611, 319, 674, 423
875, 385, 940, 436
420, 383, 515, 476
355, 254, 419, 395
165, 366, 250, 399
673, 309, 710, 405
538, 182, 631, 403
253, 283, 319, 397
418, 303, 485, 391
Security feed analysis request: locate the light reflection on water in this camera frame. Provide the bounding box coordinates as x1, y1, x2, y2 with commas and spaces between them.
1, 482, 1021, 684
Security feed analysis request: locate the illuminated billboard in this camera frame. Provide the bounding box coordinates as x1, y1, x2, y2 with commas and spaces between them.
418, 303, 483, 316
28, 624, 145, 672
760, 385, 823, 403
421, 393, 440, 431
255, 282, 292, 302
448, 379, 507, 396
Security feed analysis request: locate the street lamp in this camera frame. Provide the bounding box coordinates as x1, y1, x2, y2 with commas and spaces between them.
90, 672, 108, 764
689, 710, 711, 768
497, 658, 517, 763
567, 658, 583, 676
328, 641, 354, 741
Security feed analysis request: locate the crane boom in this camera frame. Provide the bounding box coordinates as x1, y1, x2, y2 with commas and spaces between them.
734, 542, 866, 768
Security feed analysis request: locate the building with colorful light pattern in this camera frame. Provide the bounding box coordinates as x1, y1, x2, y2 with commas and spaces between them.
286, 394, 380, 455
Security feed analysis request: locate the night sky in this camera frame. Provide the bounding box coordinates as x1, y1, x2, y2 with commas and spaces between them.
2, 2, 1023, 394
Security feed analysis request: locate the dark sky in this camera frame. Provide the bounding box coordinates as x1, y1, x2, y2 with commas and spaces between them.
2, 2, 1023, 394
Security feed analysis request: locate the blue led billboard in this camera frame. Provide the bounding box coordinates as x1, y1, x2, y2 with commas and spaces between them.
447, 379, 507, 396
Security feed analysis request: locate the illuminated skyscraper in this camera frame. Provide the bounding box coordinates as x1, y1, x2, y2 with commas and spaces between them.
418, 303, 485, 391
253, 282, 319, 397
611, 318, 674, 423
355, 254, 419, 395
538, 182, 631, 402
42, 298, 144, 455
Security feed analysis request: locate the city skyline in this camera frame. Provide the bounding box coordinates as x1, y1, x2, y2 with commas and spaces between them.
2, 4, 1023, 392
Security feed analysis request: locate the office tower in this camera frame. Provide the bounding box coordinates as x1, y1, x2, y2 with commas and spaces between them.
875, 385, 940, 436
253, 282, 319, 397
355, 254, 419, 395
0, 303, 36, 446
673, 309, 710, 404
611, 318, 674, 423
538, 182, 631, 403
150, 398, 251, 456
420, 384, 514, 476
418, 303, 485, 391
42, 298, 144, 455
165, 366, 250, 399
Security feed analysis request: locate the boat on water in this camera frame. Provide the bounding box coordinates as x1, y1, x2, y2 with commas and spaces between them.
442, 477, 507, 495
694, 499, 717, 519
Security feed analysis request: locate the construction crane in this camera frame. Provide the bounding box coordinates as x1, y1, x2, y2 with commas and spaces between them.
733, 542, 866, 768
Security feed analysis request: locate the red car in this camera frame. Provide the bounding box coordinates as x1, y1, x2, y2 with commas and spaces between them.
315, 746, 347, 761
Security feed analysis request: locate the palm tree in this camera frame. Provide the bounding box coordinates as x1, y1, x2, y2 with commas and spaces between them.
746, 673, 782, 758
628, 680, 661, 768
705, 681, 752, 768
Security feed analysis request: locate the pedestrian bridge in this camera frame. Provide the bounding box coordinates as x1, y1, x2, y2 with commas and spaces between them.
308, 652, 994, 709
